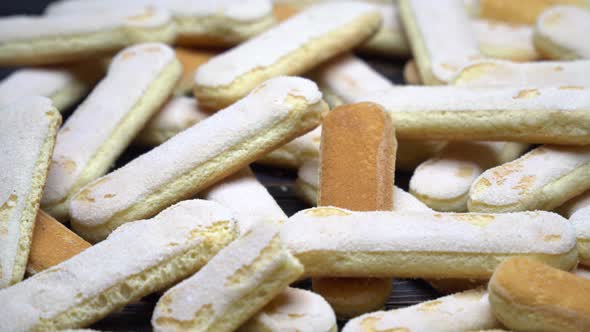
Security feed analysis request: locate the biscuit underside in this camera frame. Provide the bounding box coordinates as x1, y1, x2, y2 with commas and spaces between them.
578, 239, 590, 267
295, 178, 318, 206
0, 23, 176, 66
391, 110, 590, 144
533, 30, 583, 61
359, 28, 411, 57
45, 60, 182, 221
296, 249, 578, 279
469, 161, 590, 213
154, 255, 302, 331
74, 98, 327, 242
411, 190, 468, 212
9, 112, 61, 286
194, 12, 381, 110
32, 222, 236, 331
175, 15, 275, 46
489, 284, 584, 332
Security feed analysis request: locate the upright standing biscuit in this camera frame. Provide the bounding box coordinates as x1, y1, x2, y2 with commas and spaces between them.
474, 0, 589, 24
173, 48, 216, 95
0, 7, 176, 66
469, 145, 590, 213
410, 141, 528, 212
534, 5, 590, 60
0, 97, 61, 288
152, 220, 303, 332
203, 167, 287, 233
399, 0, 483, 85
0, 200, 238, 331
342, 288, 501, 332
489, 257, 590, 332
194, 2, 381, 109
473, 19, 539, 61
42, 43, 182, 221
70, 76, 326, 242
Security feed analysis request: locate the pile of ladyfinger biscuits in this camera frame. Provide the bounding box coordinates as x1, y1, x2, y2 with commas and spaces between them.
1, 0, 590, 330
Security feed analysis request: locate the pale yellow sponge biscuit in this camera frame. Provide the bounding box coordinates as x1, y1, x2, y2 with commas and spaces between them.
42, 43, 181, 222
281, 207, 578, 279
474, 19, 539, 61
203, 167, 287, 233
359, 86, 590, 144
342, 288, 501, 332
70, 76, 327, 242
257, 126, 322, 169
240, 287, 337, 332
0, 97, 61, 288
194, 2, 382, 109
534, 5, 590, 60
359, 1, 411, 57
489, 257, 590, 332
135, 96, 209, 146
475, 0, 589, 25
152, 220, 303, 332
47, 0, 275, 47
173, 48, 216, 95
410, 141, 528, 212
404, 59, 422, 85
469, 145, 590, 213
0, 199, 239, 331
0, 7, 176, 66
570, 207, 590, 267
556, 188, 590, 218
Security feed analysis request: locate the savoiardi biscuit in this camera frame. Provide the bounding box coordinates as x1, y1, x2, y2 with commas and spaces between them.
534, 5, 590, 60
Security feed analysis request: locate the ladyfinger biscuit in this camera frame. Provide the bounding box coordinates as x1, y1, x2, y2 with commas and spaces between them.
469, 145, 590, 213
404, 59, 422, 85
152, 220, 303, 332
557, 189, 590, 218
359, 86, 590, 144
257, 126, 322, 169
0, 7, 175, 66
359, 2, 411, 57
240, 287, 337, 332
454, 59, 590, 87
70, 76, 326, 242
410, 141, 528, 212
281, 207, 578, 279
0, 200, 238, 331
42, 43, 181, 221
203, 167, 287, 233
47, 0, 275, 47
194, 2, 381, 109
0, 63, 103, 112
474, 0, 589, 24
173, 48, 215, 95
0, 97, 61, 289
342, 288, 501, 332
135, 96, 209, 146
399, 0, 483, 85
473, 19, 539, 61
27, 210, 91, 275
489, 257, 590, 332
570, 207, 590, 267
534, 5, 590, 60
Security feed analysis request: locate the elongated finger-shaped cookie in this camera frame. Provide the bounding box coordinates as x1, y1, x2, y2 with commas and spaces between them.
469, 145, 590, 213
281, 207, 578, 279
404, 59, 422, 85
454, 59, 590, 87
360, 2, 411, 57
489, 257, 590, 332
135, 96, 209, 146
474, 0, 590, 24
534, 5, 590, 60
41, 43, 181, 221
47, 0, 275, 47
399, 0, 483, 85
174, 48, 215, 95
257, 126, 322, 169
194, 2, 381, 109
70, 76, 326, 242
0, 63, 103, 111
342, 288, 500, 332
0, 97, 61, 288
203, 167, 287, 233
0, 200, 238, 331
474, 19, 539, 61
240, 287, 337, 332
27, 210, 90, 275
0, 7, 175, 66
568, 207, 590, 267
152, 220, 303, 332
359, 86, 590, 144
410, 141, 528, 212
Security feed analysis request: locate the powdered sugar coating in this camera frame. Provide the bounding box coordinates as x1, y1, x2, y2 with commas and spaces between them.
536, 6, 590, 59
142, 96, 208, 134
281, 207, 575, 255
0, 97, 57, 288
0, 199, 237, 332
195, 2, 379, 86
70, 76, 321, 227
571, 207, 590, 239
42, 43, 176, 206
470, 145, 590, 207
204, 167, 287, 233
0, 7, 171, 42
342, 289, 498, 332
474, 19, 537, 58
